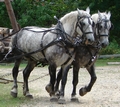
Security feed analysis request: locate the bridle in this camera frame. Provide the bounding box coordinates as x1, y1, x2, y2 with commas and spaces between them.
96, 16, 111, 37
76, 15, 94, 41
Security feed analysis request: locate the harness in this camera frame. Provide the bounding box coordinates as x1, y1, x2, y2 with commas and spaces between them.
85, 43, 102, 68
85, 15, 111, 68
2, 18, 82, 65
2, 15, 94, 67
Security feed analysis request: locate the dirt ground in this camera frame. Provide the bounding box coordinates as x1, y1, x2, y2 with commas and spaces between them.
1, 65, 120, 107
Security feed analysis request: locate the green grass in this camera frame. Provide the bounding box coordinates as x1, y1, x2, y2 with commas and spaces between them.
0, 83, 28, 107
0, 57, 120, 68
0, 62, 27, 68
96, 57, 120, 66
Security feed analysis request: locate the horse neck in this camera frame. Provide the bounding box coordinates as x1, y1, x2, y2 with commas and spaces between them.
60, 11, 78, 37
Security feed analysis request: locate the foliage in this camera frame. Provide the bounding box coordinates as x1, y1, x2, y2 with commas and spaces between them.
0, 83, 26, 107
100, 39, 120, 54
0, 0, 120, 54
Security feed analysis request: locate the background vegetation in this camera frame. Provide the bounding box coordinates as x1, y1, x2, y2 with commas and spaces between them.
0, 0, 120, 54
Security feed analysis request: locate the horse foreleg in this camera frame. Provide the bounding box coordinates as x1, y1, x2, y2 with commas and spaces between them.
71, 64, 80, 101
23, 60, 36, 99
58, 65, 70, 104
54, 67, 62, 95
46, 67, 62, 98
47, 65, 58, 101
11, 58, 22, 98
79, 64, 97, 96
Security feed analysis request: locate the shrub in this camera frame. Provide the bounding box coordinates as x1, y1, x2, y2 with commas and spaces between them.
100, 39, 120, 55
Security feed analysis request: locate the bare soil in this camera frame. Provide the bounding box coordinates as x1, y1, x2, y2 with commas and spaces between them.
1, 65, 120, 107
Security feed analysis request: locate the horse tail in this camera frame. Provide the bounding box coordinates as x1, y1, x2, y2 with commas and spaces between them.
4, 32, 19, 60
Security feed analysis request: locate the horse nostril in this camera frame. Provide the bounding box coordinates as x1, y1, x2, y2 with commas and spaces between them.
102, 43, 107, 48
88, 39, 91, 42
88, 39, 94, 42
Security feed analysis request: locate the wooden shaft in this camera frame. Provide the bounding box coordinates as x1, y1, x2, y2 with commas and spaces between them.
4, 0, 19, 31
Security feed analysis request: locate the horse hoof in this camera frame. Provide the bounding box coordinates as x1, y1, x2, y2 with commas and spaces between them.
25, 92, 33, 99
79, 88, 87, 96
58, 97, 66, 104
25, 94, 33, 99
55, 91, 60, 98
45, 84, 52, 94
11, 91, 17, 98
50, 96, 58, 102
71, 96, 79, 102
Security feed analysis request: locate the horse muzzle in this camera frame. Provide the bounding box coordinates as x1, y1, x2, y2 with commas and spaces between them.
85, 34, 95, 45
101, 42, 109, 48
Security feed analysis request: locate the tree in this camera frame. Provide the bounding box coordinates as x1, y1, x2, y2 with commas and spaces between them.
0, 0, 120, 53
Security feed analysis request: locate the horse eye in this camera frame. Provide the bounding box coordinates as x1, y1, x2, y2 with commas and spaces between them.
99, 25, 102, 29
81, 22, 85, 26
92, 22, 95, 27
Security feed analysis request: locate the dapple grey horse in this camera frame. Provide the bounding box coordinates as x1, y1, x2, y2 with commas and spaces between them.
46, 10, 113, 103
8, 7, 95, 103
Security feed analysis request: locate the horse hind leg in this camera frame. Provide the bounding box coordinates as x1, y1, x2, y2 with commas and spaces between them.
23, 60, 36, 99
11, 58, 22, 98
79, 65, 97, 96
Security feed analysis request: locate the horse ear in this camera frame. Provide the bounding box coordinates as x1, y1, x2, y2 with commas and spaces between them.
98, 10, 102, 19
77, 8, 82, 16
86, 7, 90, 14
107, 11, 111, 19
105, 11, 107, 14
110, 23, 114, 30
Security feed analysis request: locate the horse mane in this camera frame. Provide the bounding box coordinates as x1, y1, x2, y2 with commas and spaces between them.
60, 11, 78, 24
60, 10, 91, 23
59, 10, 91, 37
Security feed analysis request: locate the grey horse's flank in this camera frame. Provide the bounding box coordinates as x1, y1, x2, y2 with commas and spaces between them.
8, 7, 94, 104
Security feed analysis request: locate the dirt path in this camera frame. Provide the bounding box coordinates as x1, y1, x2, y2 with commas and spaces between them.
2, 65, 120, 107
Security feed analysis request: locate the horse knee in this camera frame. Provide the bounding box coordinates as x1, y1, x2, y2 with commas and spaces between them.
72, 79, 78, 86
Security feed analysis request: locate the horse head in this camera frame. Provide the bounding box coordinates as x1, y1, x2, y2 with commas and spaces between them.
92, 11, 113, 48
76, 7, 95, 45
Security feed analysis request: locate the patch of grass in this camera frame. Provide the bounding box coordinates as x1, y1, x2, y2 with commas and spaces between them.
96, 57, 120, 66
0, 62, 27, 68
0, 58, 120, 68
0, 83, 28, 107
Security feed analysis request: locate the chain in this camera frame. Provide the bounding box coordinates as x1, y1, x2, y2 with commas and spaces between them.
29, 73, 49, 83
0, 69, 23, 78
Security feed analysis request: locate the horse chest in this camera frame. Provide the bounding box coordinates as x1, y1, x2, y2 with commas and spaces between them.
75, 47, 94, 67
